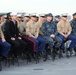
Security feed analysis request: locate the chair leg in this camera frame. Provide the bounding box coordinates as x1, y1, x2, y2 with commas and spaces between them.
10, 54, 15, 66
25, 52, 31, 64
58, 48, 63, 59
66, 48, 70, 58
0, 57, 2, 71
51, 48, 55, 61
7, 57, 12, 67
69, 48, 73, 57
16, 56, 19, 66
43, 50, 48, 61
34, 52, 39, 64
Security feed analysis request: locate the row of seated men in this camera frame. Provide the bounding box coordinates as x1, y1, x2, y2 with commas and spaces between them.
0, 12, 76, 59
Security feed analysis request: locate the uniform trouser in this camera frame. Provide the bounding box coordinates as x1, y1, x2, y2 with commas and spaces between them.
0, 39, 11, 57
22, 35, 33, 53
45, 36, 62, 48
7, 38, 26, 55
28, 36, 46, 52
58, 34, 76, 48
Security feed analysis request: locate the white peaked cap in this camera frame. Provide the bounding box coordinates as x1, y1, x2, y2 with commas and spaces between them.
17, 14, 22, 17
39, 13, 45, 17
10, 12, 17, 16
30, 13, 37, 16
24, 13, 30, 17
61, 13, 68, 16
2, 15, 7, 18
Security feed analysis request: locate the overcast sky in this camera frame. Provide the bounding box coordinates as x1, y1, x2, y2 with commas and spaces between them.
0, 0, 76, 15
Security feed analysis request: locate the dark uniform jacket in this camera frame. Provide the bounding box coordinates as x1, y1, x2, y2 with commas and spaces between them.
70, 19, 76, 36
3, 20, 20, 40
42, 20, 58, 36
